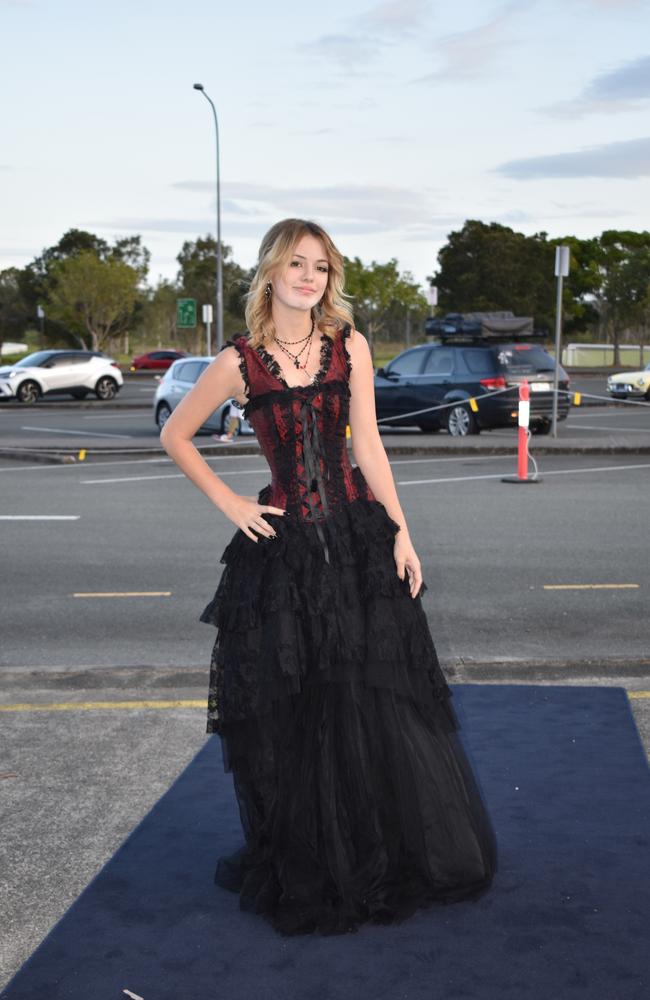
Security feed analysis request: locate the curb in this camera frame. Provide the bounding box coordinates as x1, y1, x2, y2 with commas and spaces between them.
0, 396, 619, 413
445, 658, 650, 682
2, 659, 649, 691
2, 441, 650, 465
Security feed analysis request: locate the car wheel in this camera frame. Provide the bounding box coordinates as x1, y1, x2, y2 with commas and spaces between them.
16, 380, 40, 405
70, 389, 89, 400
531, 419, 551, 435
156, 402, 172, 430
94, 376, 118, 400
446, 403, 479, 436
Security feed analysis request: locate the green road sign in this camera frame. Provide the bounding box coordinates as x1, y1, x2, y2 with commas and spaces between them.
177, 298, 197, 328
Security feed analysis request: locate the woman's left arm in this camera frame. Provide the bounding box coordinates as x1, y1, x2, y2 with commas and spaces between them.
346, 328, 423, 598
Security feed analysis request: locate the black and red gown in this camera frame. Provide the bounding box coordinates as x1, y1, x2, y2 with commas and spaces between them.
199, 324, 497, 935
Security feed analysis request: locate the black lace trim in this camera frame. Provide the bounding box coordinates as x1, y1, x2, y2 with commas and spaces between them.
340, 323, 353, 381
254, 331, 334, 391
219, 337, 250, 403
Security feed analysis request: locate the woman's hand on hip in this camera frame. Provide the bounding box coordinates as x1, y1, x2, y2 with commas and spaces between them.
222, 494, 286, 542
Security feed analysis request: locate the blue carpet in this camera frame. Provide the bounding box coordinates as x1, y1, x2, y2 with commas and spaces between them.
2, 685, 649, 1000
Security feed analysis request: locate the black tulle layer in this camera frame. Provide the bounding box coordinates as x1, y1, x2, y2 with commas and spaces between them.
214, 683, 497, 936
199, 492, 497, 935
200, 493, 453, 732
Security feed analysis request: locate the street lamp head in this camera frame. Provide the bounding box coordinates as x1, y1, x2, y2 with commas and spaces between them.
193, 83, 204, 91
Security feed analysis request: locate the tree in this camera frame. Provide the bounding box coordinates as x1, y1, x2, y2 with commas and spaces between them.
343, 257, 428, 357
176, 236, 251, 347
141, 279, 181, 349
0, 268, 32, 351
431, 221, 559, 332
18, 229, 150, 349
590, 231, 650, 365
46, 251, 141, 352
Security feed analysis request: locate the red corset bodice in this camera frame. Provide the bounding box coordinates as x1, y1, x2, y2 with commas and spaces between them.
223, 325, 376, 560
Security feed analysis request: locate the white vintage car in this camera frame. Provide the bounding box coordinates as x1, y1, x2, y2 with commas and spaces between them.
607, 362, 650, 400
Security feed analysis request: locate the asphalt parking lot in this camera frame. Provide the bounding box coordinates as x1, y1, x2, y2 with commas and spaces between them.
1, 377, 649, 989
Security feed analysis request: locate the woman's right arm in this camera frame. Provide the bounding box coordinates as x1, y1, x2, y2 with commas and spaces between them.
159, 347, 286, 541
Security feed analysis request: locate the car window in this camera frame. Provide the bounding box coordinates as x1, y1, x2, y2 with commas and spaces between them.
60, 354, 89, 365
495, 345, 555, 374
423, 349, 455, 375
45, 354, 75, 368
462, 348, 495, 374
176, 360, 202, 383
386, 349, 426, 377
15, 351, 54, 368
149, 351, 165, 360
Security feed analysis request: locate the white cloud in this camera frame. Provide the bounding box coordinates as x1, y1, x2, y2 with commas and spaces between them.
355, 0, 432, 36
414, 0, 531, 83
494, 135, 650, 179
542, 54, 650, 117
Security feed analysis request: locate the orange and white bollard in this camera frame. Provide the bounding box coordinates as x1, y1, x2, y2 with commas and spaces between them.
501, 379, 541, 485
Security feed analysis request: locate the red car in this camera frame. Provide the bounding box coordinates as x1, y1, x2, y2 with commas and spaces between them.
130, 350, 187, 371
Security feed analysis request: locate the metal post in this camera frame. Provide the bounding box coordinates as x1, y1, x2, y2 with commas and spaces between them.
37, 304, 45, 349
193, 84, 223, 352
552, 246, 570, 438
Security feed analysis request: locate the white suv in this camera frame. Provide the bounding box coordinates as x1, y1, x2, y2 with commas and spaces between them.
0, 350, 124, 404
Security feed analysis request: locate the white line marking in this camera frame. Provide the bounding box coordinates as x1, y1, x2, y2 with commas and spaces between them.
0, 515, 80, 520
0, 452, 263, 473
564, 424, 649, 434
82, 468, 268, 484
398, 462, 650, 486
20, 426, 133, 439
81, 413, 148, 420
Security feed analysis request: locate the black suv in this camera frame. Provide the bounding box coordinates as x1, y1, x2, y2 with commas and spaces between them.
374, 337, 571, 435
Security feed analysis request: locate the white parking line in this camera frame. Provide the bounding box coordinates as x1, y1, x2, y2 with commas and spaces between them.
0, 515, 80, 520
81, 468, 269, 484
20, 426, 133, 439
398, 461, 650, 486
564, 424, 649, 433
81, 413, 147, 420
0, 453, 263, 473
78, 455, 521, 485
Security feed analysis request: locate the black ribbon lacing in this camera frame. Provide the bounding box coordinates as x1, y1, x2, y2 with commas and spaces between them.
298, 397, 331, 564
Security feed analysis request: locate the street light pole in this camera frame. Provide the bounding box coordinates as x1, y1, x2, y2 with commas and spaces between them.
193, 83, 223, 353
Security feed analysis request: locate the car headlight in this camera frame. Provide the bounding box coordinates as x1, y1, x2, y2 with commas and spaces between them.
0, 370, 18, 379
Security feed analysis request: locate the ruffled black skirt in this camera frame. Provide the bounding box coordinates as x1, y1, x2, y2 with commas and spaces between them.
199, 486, 497, 935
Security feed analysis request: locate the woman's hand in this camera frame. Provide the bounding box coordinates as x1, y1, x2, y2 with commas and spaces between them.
221, 494, 286, 542
393, 532, 423, 599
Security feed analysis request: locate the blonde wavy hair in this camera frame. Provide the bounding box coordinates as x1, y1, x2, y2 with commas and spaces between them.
244, 219, 354, 348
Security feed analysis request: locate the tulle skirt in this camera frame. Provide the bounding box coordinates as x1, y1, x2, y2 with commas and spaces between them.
200, 487, 497, 935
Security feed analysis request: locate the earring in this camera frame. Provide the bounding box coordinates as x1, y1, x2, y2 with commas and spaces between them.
265, 282, 272, 300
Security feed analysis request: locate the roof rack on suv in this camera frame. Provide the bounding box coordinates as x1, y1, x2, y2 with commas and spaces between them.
425, 311, 543, 343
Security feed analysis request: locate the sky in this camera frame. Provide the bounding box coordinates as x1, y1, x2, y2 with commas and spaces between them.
2, 0, 650, 294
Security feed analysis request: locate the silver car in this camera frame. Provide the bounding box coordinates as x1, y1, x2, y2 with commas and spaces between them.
0, 349, 123, 404
153, 355, 254, 435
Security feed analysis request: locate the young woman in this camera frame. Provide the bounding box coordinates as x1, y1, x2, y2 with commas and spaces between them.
160, 218, 497, 936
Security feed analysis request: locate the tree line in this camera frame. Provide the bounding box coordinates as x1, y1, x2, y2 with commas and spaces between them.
1, 221, 649, 364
